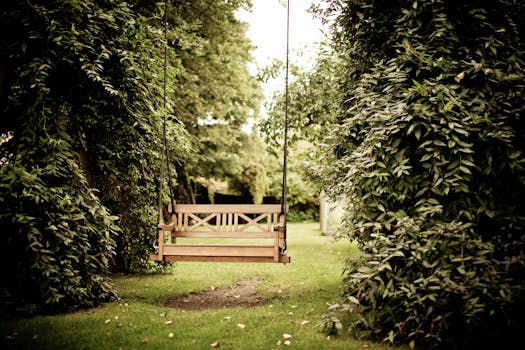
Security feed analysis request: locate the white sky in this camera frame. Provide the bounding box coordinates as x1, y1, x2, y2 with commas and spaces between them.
236, 0, 327, 130
237, 0, 326, 70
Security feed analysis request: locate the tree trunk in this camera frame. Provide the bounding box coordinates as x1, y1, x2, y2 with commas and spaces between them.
0, 62, 8, 123
78, 149, 94, 186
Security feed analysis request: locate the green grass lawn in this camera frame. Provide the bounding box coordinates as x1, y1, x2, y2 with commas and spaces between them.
0, 222, 403, 350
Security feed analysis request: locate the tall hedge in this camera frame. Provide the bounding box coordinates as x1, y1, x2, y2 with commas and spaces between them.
0, 0, 162, 314
319, 0, 525, 348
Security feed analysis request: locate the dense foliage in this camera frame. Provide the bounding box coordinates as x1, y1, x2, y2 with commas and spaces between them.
261, 46, 340, 148
0, 0, 261, 314
259, 47, 342, 217
0, 0, 153, 313
315, 0, 525, 348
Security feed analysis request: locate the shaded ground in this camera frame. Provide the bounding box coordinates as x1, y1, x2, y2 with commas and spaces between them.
165, 277, 267, 311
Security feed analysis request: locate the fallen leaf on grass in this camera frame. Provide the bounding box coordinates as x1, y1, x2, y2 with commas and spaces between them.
142, 337, 149, 343
283, 334, 293, 339
237, 323, 246, 329
165, 320, 173, 325
284, 340, 292, 346
210, 341, 220, 347
301, 320, 310, 326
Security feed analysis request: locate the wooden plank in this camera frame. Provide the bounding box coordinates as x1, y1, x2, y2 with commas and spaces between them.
151, 253, 290, 263
173, 231, 275, 238
273, 230, 279, 262
158, 224, 175, 231
172, 231, 285, 238
150, 253, 162, 261
157, 226, 164, 256
183, 213, 189, 231
177, 212, 183, 231
163, 244, 274, 257
163, 255, 291, 263
227, 213, 233, 231
214, 213, 218, 231
173, 204, 284, 214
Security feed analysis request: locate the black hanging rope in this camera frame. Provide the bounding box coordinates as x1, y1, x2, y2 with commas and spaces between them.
162, 1, 168, 112
279, 0, 291, 253
157, 0, 175, 223
158, 0, 289, 237
281, 0, 290, 215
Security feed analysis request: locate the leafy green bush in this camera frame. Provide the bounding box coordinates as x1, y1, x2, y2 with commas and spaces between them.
324, 218, 522, 349
0, 0, 161, 312
0, 129, 118, 315
287, 204, 319, 223
317, 0, 525, 348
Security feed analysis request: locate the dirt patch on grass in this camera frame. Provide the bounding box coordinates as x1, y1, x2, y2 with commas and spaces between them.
165, 277, 267, 311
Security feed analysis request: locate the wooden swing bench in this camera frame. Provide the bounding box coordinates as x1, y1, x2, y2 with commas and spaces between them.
150, 204, 290, 263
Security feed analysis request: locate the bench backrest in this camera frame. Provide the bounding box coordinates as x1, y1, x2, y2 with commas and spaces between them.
154, 204, 290, 263
167, 204, 284, 237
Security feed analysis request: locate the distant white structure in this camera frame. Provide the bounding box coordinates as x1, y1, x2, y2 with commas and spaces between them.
319, 192, 343, 235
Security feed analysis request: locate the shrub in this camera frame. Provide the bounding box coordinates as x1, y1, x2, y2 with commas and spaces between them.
318, 0, 525, 348
0, 131, 118, 315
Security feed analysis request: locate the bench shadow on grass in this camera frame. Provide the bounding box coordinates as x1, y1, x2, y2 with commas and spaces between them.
164, 276, 268, 311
